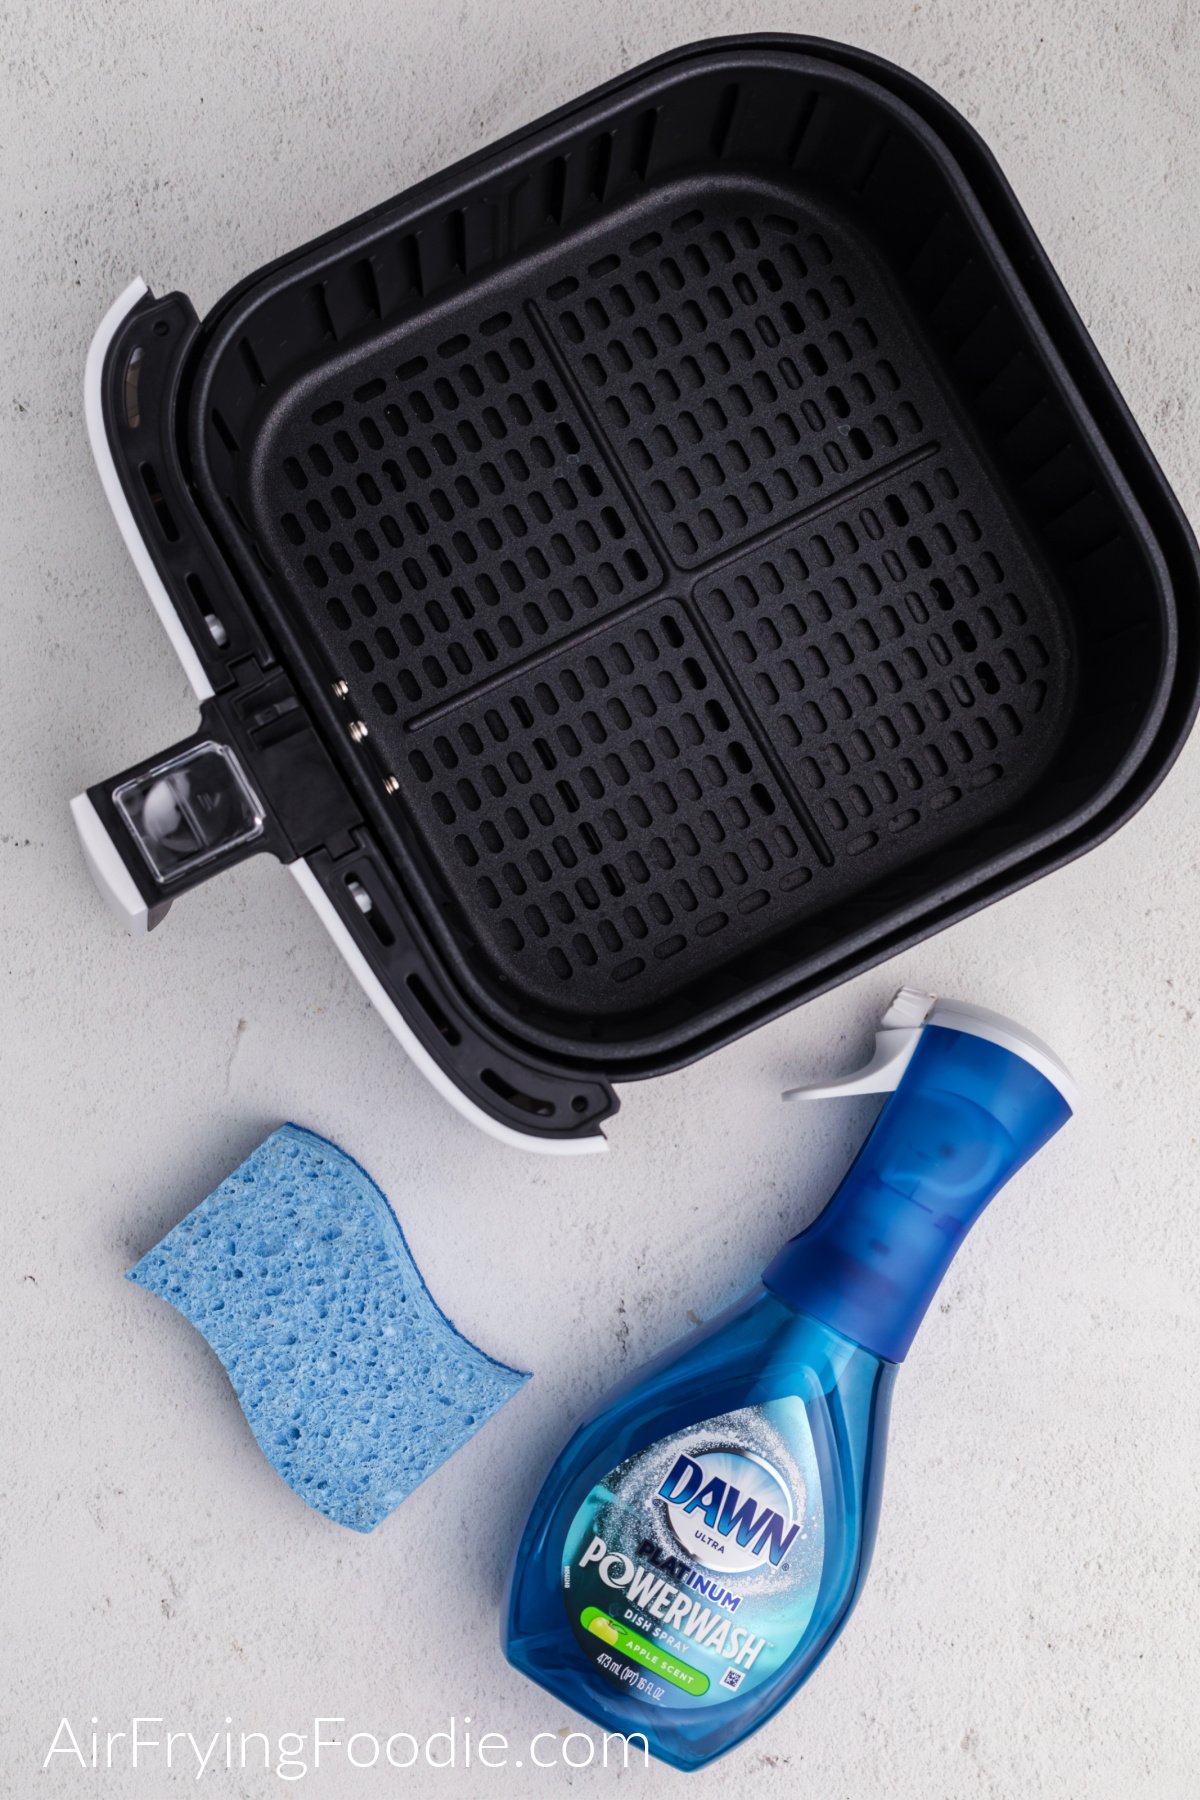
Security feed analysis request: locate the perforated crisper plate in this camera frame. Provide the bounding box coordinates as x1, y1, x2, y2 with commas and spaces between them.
238, 180, 1069, 1018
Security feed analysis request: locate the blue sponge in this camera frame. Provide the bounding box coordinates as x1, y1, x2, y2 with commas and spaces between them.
128, 1124, 528, 1531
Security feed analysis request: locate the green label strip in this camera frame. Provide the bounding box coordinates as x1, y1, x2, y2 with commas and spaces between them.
580, 1606, 710, 1696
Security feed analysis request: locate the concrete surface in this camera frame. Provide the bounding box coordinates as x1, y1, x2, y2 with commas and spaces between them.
2, 1, 1198, 1795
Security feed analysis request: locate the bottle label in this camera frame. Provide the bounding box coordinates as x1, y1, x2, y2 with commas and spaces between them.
562, 1401, 824, 1708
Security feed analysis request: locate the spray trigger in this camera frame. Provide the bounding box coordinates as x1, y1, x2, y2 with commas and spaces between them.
783, 987, 936, 1102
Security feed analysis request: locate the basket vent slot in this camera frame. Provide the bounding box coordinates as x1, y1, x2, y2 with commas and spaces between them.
406, 972, 461, 1046
345, 873, 394, 946
479, 1067, 554, 1117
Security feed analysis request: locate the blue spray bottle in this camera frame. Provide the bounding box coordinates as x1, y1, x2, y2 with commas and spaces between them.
503, 989, 1075, 1771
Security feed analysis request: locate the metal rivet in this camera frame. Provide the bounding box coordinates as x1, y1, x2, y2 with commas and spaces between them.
348, 719, 369, 743
332, 679, 349, 699
383, 774, 400, 795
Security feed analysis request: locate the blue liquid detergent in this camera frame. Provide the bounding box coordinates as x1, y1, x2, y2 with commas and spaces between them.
503, 990, 1074, 1771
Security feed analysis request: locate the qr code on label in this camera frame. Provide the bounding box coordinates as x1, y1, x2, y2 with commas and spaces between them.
720, 1668, 744, 1691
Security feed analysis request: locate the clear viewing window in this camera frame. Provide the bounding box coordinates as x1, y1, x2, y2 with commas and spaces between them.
113, 741, 264, 883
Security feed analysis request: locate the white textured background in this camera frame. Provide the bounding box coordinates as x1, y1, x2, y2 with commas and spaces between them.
2, 2, 1198, 1795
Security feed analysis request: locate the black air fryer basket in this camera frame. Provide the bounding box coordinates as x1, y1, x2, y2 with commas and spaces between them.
73, 36, 1200, 1149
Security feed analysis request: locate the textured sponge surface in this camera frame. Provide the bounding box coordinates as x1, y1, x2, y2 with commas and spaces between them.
128, 1124, 528, 1531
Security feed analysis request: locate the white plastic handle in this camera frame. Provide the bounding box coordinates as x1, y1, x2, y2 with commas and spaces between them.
69, 793, 162, 934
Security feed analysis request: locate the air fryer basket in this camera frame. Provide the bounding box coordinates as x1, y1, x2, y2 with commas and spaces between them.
75, 37, 1199, 1146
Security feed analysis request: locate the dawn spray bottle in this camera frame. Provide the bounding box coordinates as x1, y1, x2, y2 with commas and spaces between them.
503, 988, 1074, 1770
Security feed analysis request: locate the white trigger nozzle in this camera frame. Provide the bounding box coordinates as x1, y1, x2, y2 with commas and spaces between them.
783, 986, 936, 1103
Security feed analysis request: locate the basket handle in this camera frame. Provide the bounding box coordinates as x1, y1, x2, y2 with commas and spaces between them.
71, 718, 283, 932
